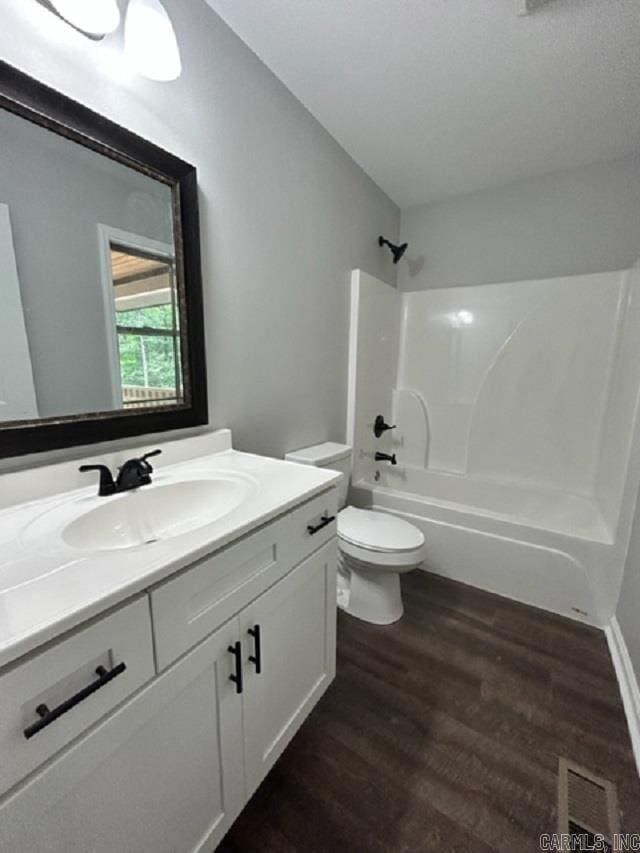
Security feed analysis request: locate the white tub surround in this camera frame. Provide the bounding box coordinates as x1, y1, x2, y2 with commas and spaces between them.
348, 267, 640, 626
0, 430, 339, 853
0, 429, 340, 667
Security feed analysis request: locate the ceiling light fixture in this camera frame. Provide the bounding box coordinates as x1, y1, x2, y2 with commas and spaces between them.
124, 0, 182, 82
45, 0, 121, 38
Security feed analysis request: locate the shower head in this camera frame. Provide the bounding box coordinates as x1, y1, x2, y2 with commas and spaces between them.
378, 236, 408, 264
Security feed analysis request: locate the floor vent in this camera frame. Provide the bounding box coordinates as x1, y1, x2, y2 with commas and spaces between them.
558, 758, 620, 849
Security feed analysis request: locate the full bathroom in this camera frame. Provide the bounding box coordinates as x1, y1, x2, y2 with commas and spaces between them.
0, 2, 639, 851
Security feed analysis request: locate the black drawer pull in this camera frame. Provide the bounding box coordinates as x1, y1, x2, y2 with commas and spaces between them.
307, 514, 336, 536
23, 662, 127, 740
248, 624, 262, 674
228, 641, 243, 694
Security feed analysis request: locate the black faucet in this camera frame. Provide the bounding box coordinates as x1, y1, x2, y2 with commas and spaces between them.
79, 449, 162, 496
374, 451, 397, 466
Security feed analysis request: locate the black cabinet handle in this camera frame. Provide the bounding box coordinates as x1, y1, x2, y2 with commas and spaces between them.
23, 662, 127, 740
228, 641, 243, 694
248, 625, 262, 674
307, 514, 336, 536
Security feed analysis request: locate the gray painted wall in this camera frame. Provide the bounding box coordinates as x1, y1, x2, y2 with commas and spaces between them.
1, 109, 173, 418
617, 493, 640, 682
399, 155, 640, 291
0, 0, 399, 460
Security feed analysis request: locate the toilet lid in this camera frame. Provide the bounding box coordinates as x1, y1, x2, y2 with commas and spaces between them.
338, 506, 424, 553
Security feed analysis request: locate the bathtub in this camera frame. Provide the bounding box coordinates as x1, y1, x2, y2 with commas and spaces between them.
362, 465, 612, 543
349, 467, 614, 626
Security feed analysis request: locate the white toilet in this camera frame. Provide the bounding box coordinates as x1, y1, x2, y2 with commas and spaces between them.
285, 442, 425, 625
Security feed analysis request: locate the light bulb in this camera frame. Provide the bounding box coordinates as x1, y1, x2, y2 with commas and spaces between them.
49, 0, 121, 37
124, 0, 182, 82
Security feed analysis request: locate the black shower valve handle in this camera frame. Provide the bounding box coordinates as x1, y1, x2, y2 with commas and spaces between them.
374, 415, 396, 438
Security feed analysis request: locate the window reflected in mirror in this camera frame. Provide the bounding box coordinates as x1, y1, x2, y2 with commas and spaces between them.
109, 244, 183, 409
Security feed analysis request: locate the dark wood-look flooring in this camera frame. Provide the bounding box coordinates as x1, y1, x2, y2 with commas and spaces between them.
219, 572, 640, 852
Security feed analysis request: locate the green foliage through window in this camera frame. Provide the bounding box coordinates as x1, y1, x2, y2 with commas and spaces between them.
116, 304, 174, 331
116, 305, 179, 393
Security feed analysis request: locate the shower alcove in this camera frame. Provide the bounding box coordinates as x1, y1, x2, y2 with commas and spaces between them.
347, 267, 640, 625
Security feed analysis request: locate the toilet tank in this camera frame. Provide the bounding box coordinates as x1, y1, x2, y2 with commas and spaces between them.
285, 442, 352, 508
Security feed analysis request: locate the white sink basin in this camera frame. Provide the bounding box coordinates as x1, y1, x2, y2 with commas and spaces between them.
62, 478, 252, 551
18, 472, 258, 559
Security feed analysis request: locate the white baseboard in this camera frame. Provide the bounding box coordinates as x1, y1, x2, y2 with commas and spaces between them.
606, 617, 640, 776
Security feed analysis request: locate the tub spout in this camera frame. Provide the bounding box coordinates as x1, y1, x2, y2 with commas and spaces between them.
375, 452, 397, 466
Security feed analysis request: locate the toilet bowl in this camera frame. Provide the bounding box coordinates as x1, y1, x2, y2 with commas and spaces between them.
285, 442, 425, 625
337, 505, 425, 623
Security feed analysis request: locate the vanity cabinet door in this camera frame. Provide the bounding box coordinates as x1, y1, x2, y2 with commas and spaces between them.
240, 539, 337, 796
0, 618, 245, 853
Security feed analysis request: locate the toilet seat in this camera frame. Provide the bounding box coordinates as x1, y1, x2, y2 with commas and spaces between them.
338, 506, 424, 552
337, 506, 425, 569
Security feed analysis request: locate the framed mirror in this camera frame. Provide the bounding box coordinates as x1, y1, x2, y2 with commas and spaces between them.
0, 61, 207, 458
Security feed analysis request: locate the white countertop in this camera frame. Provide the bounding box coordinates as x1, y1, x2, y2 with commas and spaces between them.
0, 444, 340, 670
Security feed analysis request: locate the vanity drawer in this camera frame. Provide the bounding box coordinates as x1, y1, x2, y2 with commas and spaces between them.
152, 516, 290, 670
0, 596, 154, 798
286, 487, 339, 568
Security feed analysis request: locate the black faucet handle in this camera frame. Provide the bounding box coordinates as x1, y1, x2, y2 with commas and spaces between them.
374, 415, 396, 438
140, 449, 162, 472
79, 464, 117, 496
141, 449, 162, 461
116, 456, 153, 491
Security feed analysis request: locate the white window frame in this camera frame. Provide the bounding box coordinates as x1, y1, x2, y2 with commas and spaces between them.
97, 224, 175, 408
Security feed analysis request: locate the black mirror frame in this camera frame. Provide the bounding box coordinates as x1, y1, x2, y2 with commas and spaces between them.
0, 61, 208, 458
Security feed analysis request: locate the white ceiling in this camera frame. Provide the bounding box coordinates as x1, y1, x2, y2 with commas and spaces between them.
205, 0, 640, 209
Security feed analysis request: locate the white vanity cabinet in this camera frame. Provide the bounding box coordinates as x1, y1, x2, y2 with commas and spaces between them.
240, 541, 336, 796
0, 596, 155, 800
0, 617, 245, 853
0, 486, 338, 853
